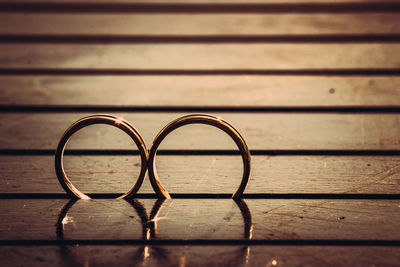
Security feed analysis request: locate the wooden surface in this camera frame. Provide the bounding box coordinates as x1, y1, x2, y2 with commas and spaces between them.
2, 44, 400, 69
2, 113, 400, 150
1, 198, 400, 240
1, 155, 400, 194
2, 76, 400, 107
0, 0, 400, 266
2, 13, 400, 35
1, 245, 400, 267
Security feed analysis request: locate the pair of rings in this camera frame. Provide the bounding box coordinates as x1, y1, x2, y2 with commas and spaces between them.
55, 114, 251, 200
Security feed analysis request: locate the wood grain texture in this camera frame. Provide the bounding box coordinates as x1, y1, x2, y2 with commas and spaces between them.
1, 245, 399, 267
1, 13, 399, 35
1, 76, 399, 107
0, 44, 399, 69
0, 199, 399, 240
1, 155, 400, 194
0, 113, 399, 150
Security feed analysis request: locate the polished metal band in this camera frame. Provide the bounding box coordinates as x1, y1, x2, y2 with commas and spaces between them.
147, 114, 251, 199
54, 115, 148, 199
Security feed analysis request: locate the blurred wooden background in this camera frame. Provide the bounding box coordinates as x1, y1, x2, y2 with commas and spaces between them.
0, 0, 400, 266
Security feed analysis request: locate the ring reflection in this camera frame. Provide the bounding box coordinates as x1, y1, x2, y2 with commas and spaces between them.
56, 198, 253, 266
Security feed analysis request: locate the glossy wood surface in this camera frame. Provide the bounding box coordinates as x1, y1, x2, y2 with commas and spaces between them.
0, 0, 399, 265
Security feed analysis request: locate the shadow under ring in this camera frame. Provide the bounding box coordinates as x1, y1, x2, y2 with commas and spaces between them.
54, 115, 148, 199
148, 114, 251, 199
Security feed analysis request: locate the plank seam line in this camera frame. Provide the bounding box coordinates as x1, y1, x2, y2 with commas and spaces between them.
1, 68, 400, 76
1, 2, 400, 14
1, 149, 400, 156
0, 240, 399, 246
2, 105, 400, 113
2, 34, 400, 44
1, 193, 400, 199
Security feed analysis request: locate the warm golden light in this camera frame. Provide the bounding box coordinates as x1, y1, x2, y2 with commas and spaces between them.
150, 215, 167, 223
143, 246, 150, 260
61, 215, 73, 225
266, 259, 278, 267
114, 118, 123, 126
146, 229, 151, 240
249, 225, 254, 240
179, 255, 186, 267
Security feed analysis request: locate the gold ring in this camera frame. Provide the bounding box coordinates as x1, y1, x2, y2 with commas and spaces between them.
148, 114, 251, 199
54, 115, 148, 199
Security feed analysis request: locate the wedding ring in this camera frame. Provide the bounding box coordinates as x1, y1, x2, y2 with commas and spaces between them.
55, 115, 148, 199
147, 114, 251, 199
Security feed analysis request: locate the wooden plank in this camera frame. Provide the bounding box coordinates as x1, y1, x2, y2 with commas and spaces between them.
0, 199, 399, 240
0, 113, 399, 150
1, 76, 399, 107
0, 199, 145, 240
1, 13, 399, 35
0, 245, 399, 267
1, 155, 400, 194
0, 44, 399, 69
